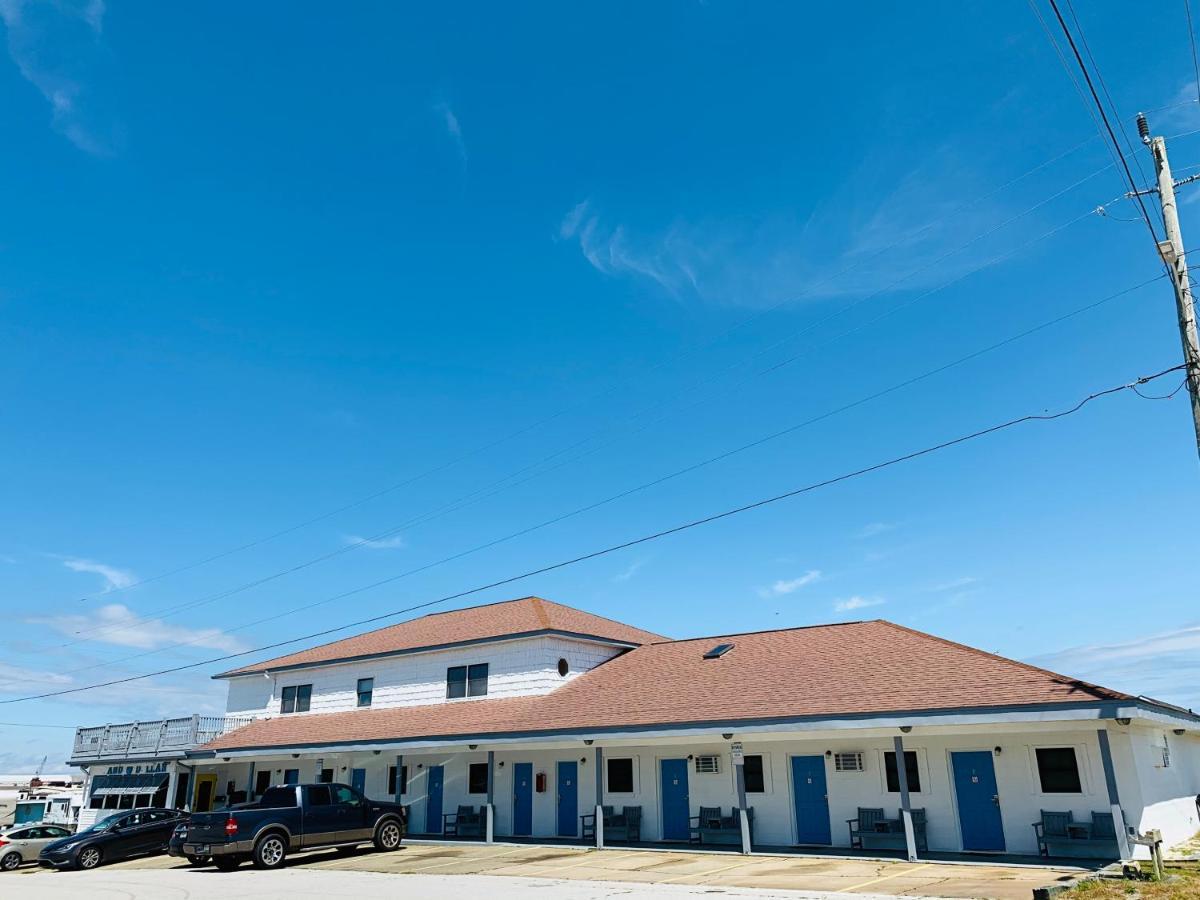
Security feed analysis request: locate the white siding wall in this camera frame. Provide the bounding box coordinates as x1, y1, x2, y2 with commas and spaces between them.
1124, 724, 1200, 851
224, 636, 621, 718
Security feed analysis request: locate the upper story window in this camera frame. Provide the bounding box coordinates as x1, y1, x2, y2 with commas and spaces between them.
1035, 747, 1082, 793
357, 677, 374, 707
447, 663, 489, 699
280, 684, 312, 714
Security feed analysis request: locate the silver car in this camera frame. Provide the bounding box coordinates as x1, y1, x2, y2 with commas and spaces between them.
1, 824, 74, 871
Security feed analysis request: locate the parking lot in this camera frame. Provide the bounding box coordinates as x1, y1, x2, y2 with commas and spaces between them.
9, 840, 1085, 899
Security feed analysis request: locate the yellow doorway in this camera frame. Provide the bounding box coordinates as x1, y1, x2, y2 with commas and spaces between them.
194, 774, 218, 812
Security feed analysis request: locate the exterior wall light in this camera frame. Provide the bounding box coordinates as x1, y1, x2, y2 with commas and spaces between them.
373, 750, 381, 755
721, 733, 733, 740
1174, 728, 1186, 735
899, 726, 913, 734
993, 747, 1002, 755
583, 739, 593, 745
1116, 718, 1131, 726
469, 744, 478, 750
292, 754, 300, 759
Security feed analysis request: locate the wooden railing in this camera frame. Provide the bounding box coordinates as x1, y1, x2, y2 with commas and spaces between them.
70, 715, 255, 761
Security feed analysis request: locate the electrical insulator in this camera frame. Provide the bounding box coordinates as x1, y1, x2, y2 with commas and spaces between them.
1137, 113, 1151, 144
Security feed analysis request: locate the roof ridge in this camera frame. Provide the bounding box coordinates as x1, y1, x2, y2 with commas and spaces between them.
876, 621, 1134, 702
647, 619, 870, 646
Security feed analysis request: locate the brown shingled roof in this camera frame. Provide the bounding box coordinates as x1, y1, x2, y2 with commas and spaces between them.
215, 597, 666, 677
203, 620, 1132, 752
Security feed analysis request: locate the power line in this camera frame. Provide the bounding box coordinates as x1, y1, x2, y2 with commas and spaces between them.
56, 186, 1109, 652
1186, 0, 1200, 106
1043, 0, 1167, 259
3, 362, 1184, 705
61, 133, 1105, 612
0, 721, 77, 730
21, 271, 1165, 685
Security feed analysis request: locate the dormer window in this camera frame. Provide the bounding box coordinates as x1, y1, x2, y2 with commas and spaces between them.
357, 677, 374, 708
447, 663, 489, 699
280, 684, 312, 714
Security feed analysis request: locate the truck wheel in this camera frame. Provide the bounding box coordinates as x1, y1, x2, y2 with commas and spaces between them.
252, 833, 288, 869
77, 846, 103, 870
213, 856, 241, 871
374, 819, 402, 852
1, 851, 21, 871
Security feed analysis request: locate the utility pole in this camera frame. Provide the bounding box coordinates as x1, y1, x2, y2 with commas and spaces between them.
1136, 113, 1200, 461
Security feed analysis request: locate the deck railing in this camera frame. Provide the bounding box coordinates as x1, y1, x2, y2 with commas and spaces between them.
70, 715, 256, 762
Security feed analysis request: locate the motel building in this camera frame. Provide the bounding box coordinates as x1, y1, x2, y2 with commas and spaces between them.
67, 597, 1200, 863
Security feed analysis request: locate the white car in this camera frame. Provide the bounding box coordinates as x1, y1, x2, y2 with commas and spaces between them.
1, 824, 74, 871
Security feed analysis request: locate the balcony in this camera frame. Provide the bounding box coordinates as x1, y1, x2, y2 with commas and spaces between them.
70, 715, 256, 763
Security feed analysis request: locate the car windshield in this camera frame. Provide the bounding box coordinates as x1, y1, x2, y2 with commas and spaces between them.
82, 812, 126, 833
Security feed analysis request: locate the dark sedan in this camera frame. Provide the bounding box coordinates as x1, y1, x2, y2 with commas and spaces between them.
39, 808, 186, 871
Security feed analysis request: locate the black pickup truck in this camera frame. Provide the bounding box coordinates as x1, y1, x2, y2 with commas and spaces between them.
182, 783, 405, 870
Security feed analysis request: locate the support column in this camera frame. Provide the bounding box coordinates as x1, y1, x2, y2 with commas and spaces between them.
594, 745, 604, 849
893, 735, 919, 862
394, 755, 404, 805
1097, 728, 1133, 860
733, 750, 751, 855
246, 760, 256, 801
165, 762, 179, 811
485, 750, 495, 843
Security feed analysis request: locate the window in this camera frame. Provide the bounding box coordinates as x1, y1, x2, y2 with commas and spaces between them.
357, 677, 374, 707
1035, 747, 1082, 793
254, 770, 272, 798
834, 752, 865, 772
306, 785, 333, 806
558, 658, 569, 677
262, 786, 298, 807
468, 763, 490, 794
884, 751, 921, 793
742, 755, 765, 793
280, 683, 312, 713
468, 663, 489, 696
447, 663, 489, 698
607, 758, 634, 793
703, 643, 735, 659
694, 755, 721, 774
333, 785, 362, 806
387, 765, 408, 796
319, 768, 334, 784
283, 769, 300, 786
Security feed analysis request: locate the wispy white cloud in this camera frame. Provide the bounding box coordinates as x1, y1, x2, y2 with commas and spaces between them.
757, 570, 822, 598
557, 132, 1097, 309
434, 101, 466, 163
1028, 624, 1200, 712
613, 558, 647, 583
342, 534, 406, 550
834, 595, 885, 613
856, 522, 897, 539
0, 662, 73, 691
61, 556, 135, 592
928, 576, 977, 593
0, 0, 114, 154
0, 554, 15, 564
29, 603, 249, 653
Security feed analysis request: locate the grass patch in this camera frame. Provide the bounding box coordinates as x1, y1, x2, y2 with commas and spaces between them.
1061, 863, 1200, 898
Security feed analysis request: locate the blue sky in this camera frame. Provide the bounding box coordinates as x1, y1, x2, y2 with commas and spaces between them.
2, 1, 1200, 771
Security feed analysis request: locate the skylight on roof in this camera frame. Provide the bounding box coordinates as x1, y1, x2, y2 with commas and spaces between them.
703, 642, 734, 659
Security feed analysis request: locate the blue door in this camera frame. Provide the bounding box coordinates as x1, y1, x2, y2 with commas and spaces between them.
790, 755, 831, 845
513, 763, 533, 836
283, 768, 300, 785
952, 751, 1005, 851
350, 768, 366, 794
425, 765, 444, 834
556, 761, 578, 837
659, 758, 691, 841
